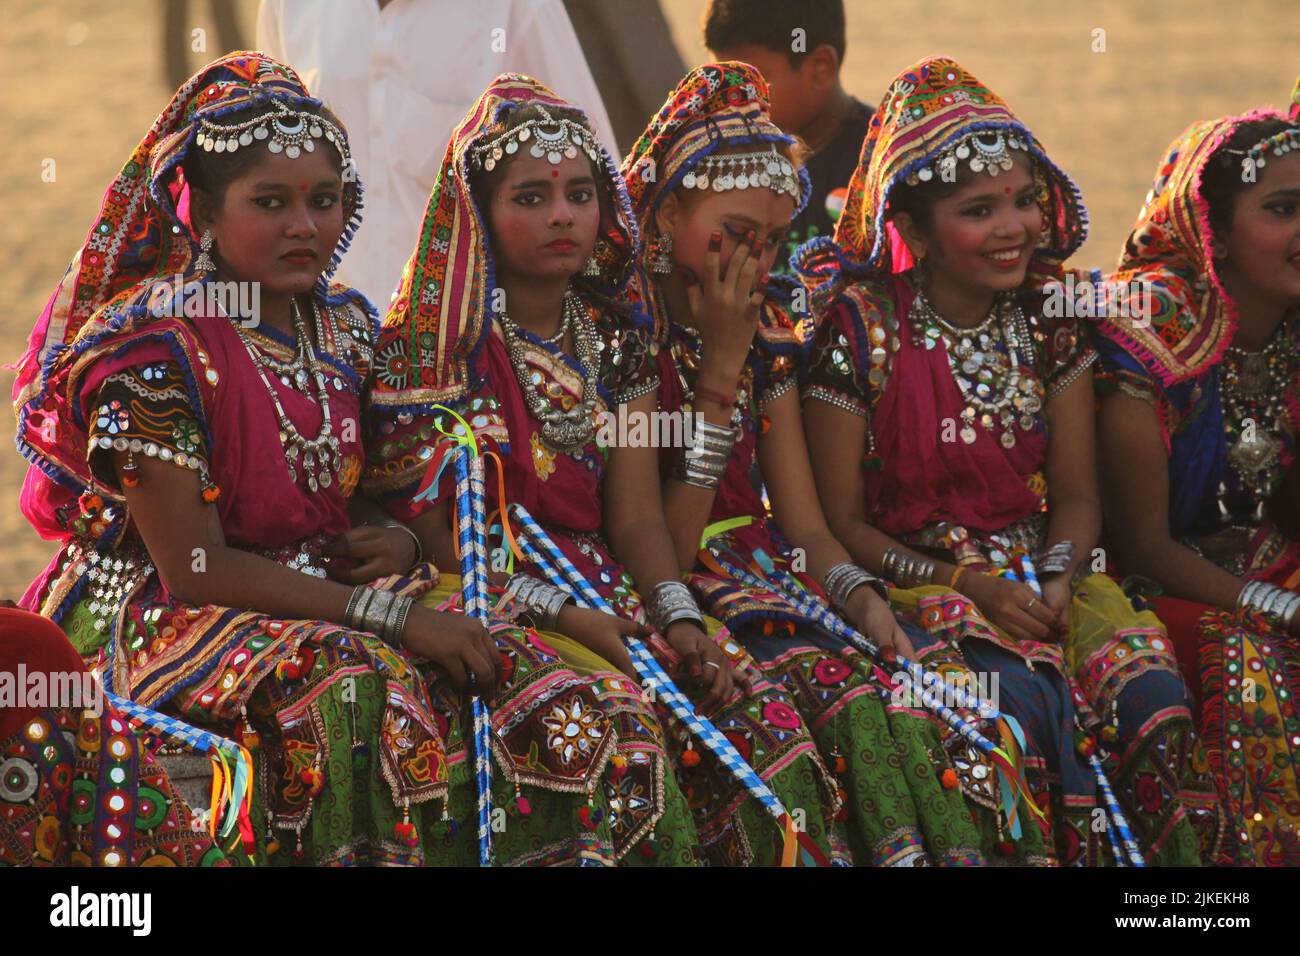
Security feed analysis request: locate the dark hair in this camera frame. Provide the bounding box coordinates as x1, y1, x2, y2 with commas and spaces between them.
702, 0, 846, 68
1199, 117, 1295, 243
181, 101, 349, 205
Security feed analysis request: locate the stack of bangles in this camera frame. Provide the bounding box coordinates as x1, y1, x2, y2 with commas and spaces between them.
882, 547, 936, 589
505, 574, 573, 631
823, 562, 888, 611
344, 585, 415, 649
675, 418, 738, 489
647, 580, 706, 634
1037, 540, 1076, 576
1237, 580, 1300, 630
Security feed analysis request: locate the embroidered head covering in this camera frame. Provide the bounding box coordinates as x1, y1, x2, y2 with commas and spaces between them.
12, 52, 364, 491
619, 61, 810, 349
11, 52, 366, 538
792, 55, 1087, 303
370, 74, 637, 413
1097, 108, 1293, 387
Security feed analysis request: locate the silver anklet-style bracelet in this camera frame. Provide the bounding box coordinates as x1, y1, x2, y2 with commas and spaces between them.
505, 574, 573, 631
882, 547, 936, 589
823, 562, 889, 611
345, 585, 414, 648
675, 419, 737, 489
647, 580, 705, 634
1037, 540, 1076, 576
1238, 580, 1300, 630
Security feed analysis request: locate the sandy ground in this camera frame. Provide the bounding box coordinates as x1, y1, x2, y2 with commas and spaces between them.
0, 0, 1296, 599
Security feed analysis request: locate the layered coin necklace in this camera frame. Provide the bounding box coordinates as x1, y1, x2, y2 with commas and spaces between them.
1220, 321, 1294, 510
499, 290, 600, 453
231, 298, 340, 491
910, 289, 1042, 448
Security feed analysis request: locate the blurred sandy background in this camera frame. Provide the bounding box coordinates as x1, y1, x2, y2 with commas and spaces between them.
1, 0, 1296, 598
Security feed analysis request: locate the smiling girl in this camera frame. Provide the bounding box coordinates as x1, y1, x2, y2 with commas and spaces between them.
12, 54, 654, 867
616, 62, 1049, 865
796, 56, 1225, 864
1092, 112, 1300, 864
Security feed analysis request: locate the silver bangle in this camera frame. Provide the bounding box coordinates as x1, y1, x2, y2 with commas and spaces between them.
1238, 581, 1300, 629
344, 585, 369, 629
647, 580, 704, 634
823, 562, 888, 611
882, 548, 935, 589
386, 595, 414, 647
505, 574, 572, 631
366, 519, 422, 571
1037, 540, 1077, 576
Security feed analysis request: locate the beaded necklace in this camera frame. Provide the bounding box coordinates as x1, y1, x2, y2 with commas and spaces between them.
499, 290, 599, 453
909, 289, 1042, 447
230, 298, 340, 491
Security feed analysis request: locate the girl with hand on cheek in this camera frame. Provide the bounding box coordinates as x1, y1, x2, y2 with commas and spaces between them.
797, 56, 1224, 865
621, 62, 1040, 865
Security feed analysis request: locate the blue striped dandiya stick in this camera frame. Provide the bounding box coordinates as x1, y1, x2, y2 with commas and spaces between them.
1089, 752, 1146, 866
507, 503, 801, 864
454, 446, 494, 867
711, 556, 1049, 836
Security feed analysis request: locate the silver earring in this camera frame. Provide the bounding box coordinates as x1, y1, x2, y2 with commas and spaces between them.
582, 254, 601, 276
195, 229, 216, 275
650, 231, 674, 275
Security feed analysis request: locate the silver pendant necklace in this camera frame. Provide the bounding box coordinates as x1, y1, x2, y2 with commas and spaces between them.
499, 290, 599, 453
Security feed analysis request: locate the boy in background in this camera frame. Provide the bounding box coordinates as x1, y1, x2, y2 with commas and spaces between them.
703, 0, 873, 269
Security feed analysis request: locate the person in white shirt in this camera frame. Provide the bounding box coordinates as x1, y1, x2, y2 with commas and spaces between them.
258, 0, 620, 310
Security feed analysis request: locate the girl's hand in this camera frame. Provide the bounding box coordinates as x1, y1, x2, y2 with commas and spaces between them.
1041, 576, 1072, 640
960, 572, 1060, 643
662, 619, 752, 712
400, 604, 502, 699
844, 585, 915, 662
684, 229, 766, 388
554, 604, 641, 678
324, 525, 416, 582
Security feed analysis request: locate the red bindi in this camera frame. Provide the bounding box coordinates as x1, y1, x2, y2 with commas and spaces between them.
1004, 186, 1011, 194
551, 170, 559, 178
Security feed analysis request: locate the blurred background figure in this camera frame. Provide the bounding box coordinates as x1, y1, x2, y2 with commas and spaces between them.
703, 0, 873, 266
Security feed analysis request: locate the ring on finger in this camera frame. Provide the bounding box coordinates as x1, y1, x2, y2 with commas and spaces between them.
1026, 598, 1036, 609
703, 661, 721, 673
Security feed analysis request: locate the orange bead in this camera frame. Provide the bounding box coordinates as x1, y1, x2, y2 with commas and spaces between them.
201, 484, 221, 503
940, 768, 959, 790
680, 747, 701, 768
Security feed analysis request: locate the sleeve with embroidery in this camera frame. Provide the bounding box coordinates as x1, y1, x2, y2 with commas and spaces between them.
87, 361, 210, 489
608, 321, 661, 404
803, 301, 870, 418
753, 303, 802, 409
1033, 309, 1097, 401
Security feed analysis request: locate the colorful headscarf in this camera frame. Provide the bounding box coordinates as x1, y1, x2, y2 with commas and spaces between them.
1097, 108, 1293, 387
619, 62, 810, 303
12, 52, 364, 495
792, 56, 1087, 303
1291, 74, 1300, 121
618, 61, 811, 350
369, 74, 638, 413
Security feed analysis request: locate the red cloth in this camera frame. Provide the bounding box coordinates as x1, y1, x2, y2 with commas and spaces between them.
1149, 594, 1208, 720
0, 608, 89, 738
